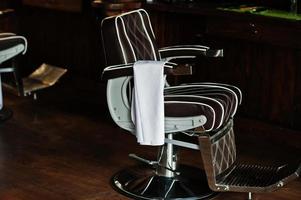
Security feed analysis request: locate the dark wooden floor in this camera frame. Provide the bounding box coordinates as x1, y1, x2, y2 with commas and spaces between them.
0, 77, 300, 200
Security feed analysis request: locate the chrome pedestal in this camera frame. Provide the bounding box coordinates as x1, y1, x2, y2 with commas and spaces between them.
0, 107, 13, 122
112, 165, 216, 200
112, 134, 217, 200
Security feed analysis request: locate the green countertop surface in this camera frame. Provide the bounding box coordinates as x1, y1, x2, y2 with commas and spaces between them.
218, 6, 301, 21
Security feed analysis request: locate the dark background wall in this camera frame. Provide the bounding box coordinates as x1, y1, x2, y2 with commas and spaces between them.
1, 0, 105, 80
1, 0, 301, 131
146, 2, 301, 130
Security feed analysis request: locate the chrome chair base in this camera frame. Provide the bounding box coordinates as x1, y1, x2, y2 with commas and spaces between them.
0, 107, 13, 122
112, 164, 217, 200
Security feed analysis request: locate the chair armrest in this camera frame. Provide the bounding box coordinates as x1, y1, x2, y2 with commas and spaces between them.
159, 45, 223, 61
102, 62, 176, 80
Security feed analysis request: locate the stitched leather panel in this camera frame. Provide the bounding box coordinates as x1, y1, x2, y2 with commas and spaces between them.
185, 82, 242, 105
101, 17, 126, 66
120, 12, 159, 61
211, 127, 236, 176
101, 10, 159, 66
165, 85, 238, 121
164, 103, 214, 130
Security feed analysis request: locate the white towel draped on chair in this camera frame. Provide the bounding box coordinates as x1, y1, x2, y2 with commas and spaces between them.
131, 60, 166, 146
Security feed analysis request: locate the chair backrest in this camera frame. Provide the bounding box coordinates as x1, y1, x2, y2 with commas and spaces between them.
198, 120, 237, 189
101, 9, 160, 132
101, 9, 160, 66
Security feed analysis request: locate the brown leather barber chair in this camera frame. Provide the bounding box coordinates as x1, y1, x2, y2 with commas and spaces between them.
101, 9, 241, 199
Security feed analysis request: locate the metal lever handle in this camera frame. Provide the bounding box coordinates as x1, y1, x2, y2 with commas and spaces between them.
129, 154, 158, 166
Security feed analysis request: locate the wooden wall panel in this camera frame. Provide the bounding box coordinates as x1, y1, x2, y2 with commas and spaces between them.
17, 5, 104, 79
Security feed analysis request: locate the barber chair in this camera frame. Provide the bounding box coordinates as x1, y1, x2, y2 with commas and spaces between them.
0, 32, 27, 121
101, 9, 242, 199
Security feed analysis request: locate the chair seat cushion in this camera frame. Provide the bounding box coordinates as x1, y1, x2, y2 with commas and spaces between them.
164, 83, 241, 131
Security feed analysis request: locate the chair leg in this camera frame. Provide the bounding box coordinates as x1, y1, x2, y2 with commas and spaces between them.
12, 59, 24, 96
0, 75, 13, 122
248, 192, 252, 200
156, 133, 178, 178
111, 133, 218, 199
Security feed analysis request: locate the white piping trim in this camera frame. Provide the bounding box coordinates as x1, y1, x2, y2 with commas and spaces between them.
119, 16, 137, 61
115, 17, 128, 64
159, 47, 208, 52
0, 32, 15, 36
160, 45, 210, 50
166, 84, 239, 117
139, 9, 160, 59
162, 56, 196, 61
195, 82, 242, 104
139, 9, 156, 40
102, 10, 144, 65
137, 11, 158, 60
104, 65, 132, 71
110, 9, 158, 63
